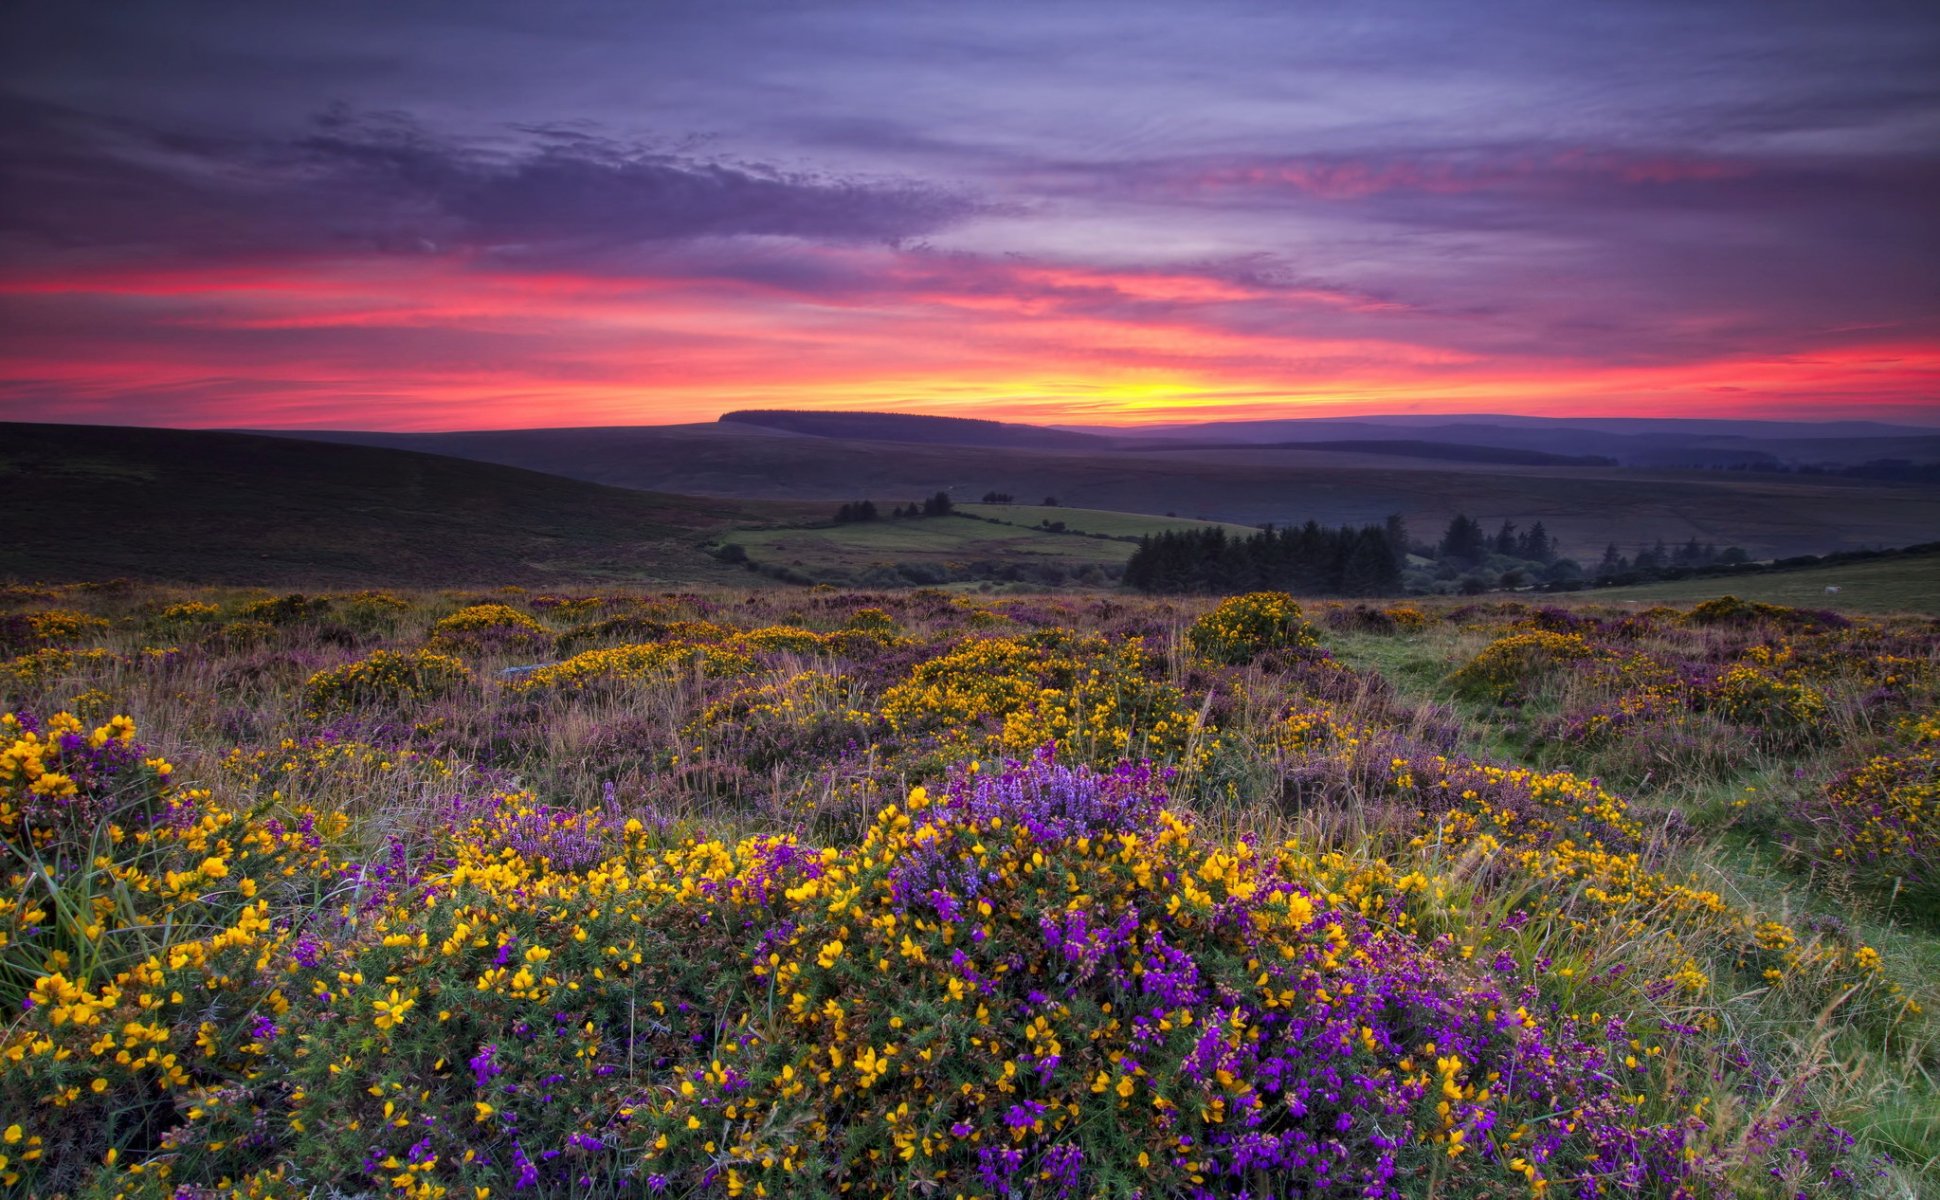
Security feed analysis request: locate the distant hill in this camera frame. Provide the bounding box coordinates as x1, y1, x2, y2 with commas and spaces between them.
261, 420, 1940, 562
0, 424, 810, 586
719, 409, 1110, 449
1131, 439, 1617, 467
1078, 413, 1940, 441
1075, 415, 1940, 468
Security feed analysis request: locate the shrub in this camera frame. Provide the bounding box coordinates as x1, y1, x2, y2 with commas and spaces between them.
1185, 592, 1318, 665
304, 648, 472, 714
1792, 713, 1939, 909
880, 635, 1201, 766
1708, 665, 1829, 741
428, 603, 552, 656
509, 641, 753, 692
1448, 630, 1607, 703
238, 592, 333, 625
433, 603, 544, 636
63, 756, 1812, 1199
157, 600, 222, 624
845, 607, 901, 635
1, 712, 348, 1195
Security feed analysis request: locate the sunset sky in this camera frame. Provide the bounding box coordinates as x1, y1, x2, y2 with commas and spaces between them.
3, 1, 1937, 431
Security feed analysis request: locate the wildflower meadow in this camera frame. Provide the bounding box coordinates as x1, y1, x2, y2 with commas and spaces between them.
1, 583, 1935, 1199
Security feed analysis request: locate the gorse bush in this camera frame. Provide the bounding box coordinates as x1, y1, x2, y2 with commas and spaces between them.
1185, 592, 1318, 665
9, 749, 1876, 1200
510, 640, 755, 691
427, 603, 552, 657
1791, 713, 1939, 913
0, 711, 349, 1194
0, 609, 111, 654
1448, 631, 1608, 703
304, 648, 473, 713
1706, 666, 1829, 744
880, 635, 1202, 767
237, 592, 333, 626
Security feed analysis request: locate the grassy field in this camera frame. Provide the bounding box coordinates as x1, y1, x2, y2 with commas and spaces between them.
956, 502, 1258, 539
719, 506, 1260, 586
3, 582, 1935, 1198
1586, 550, 1940, 615
720, 512, 1140, 584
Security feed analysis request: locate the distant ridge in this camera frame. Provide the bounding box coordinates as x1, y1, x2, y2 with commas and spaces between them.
1131, 439, 1619, 467
720, 409, 1109, 450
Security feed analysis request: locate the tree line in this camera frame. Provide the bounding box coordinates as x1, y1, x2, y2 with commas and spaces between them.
1123, 519, 1406, 596
832, 492, 953, 523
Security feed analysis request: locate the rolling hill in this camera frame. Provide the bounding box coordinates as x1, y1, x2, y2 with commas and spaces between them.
0, 424, 816, 586
1071, 415, 1940, 468
267, 420, 1940, 562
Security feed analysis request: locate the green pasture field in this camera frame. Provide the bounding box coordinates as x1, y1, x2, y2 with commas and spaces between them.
718, 506, 1260, 584
955, 502, 1259, 539
1585, 551, 1940, 616
720, 512, 1135, 576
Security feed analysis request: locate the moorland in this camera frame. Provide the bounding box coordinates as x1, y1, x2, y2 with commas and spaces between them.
2, 580, 1936, 1198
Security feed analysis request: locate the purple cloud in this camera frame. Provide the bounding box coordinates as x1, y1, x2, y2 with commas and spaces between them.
0, 93, 980, 266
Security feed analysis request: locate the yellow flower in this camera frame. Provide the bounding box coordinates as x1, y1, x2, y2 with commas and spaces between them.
373, 989, 416, 1031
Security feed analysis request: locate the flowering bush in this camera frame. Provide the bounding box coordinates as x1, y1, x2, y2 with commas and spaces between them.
238, 592, 334, 625
510, 640, 755, 691
1791, 713, 1939, 908
1448, 631, 1608, 703
305, 648, 473, 714
0, 609, 109, 654
1187, 592, 1318, 665
428, 603, 552, 656
1, 712, 346, 1194
24, 752, 1844, 1200
880, 635, 1202, 767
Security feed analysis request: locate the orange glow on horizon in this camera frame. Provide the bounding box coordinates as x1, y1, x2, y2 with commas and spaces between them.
5, 255, 1936, 431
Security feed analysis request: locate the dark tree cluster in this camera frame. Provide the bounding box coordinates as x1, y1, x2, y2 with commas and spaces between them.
1438, 515, 1554, 566
981, 491, 1014, 503
1595, 539, 1748, 581
831, 499, 881, 524
1124, 520, 1404, 596
834, 492, 957, 522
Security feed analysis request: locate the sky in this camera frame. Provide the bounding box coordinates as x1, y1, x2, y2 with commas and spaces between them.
3, 0, 1937, 431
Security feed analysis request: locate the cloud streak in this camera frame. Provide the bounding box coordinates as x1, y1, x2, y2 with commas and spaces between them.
0, 94, 979, 268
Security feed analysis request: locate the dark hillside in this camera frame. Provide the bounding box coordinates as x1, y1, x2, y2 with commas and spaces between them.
0, 424, 811, 586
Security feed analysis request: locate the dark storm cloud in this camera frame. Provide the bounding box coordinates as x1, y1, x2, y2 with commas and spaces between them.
0, 92, 979, 264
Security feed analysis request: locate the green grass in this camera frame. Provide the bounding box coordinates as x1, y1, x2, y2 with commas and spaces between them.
956, 503, 1257, 539
720, 513, 1135, 582
1585, 551, 1940, 615
719, 506, 1257, 585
